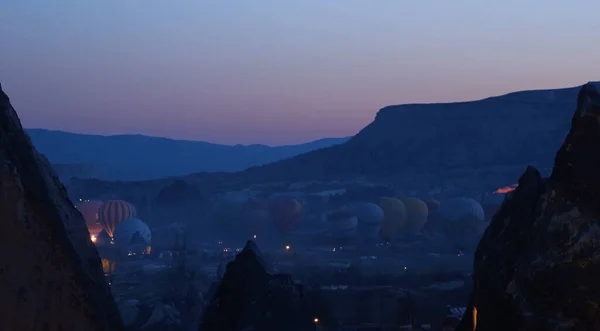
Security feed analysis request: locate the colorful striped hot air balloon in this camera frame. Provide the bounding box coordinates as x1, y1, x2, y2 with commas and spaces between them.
74, 200, 104, 236
98, 200, 137, 238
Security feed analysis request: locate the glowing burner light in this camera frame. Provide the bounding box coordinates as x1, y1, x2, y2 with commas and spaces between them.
494, 184, 518, 194
90, 235, 97, 243
313, 317, 319, 324
285, 245, 290, 251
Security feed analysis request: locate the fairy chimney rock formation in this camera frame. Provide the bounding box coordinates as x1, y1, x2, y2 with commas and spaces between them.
457, 83, 600, 330
0, 83, 123, 330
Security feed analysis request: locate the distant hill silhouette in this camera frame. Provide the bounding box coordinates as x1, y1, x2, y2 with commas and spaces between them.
215, 82, 600, 189
25, 129, 349, 181
68, 82, 600, 199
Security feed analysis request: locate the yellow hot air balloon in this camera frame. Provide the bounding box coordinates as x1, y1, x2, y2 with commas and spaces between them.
400, 198, 428, 235
98, 200, 137, 238
379, 197, 407, 239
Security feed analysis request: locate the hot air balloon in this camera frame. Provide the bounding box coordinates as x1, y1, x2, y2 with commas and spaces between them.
400, 198, 428, 235
379, 197, 407, 240
268, 197, 302, 235
74, 200, 104, 236
323, 210, 358, 239
114, 218, 151, 246
437, 198, 484, 223
101, 258, 117, 275
437, 197, 486, 236
351, 202, 384, 241
98, 200, 137, 239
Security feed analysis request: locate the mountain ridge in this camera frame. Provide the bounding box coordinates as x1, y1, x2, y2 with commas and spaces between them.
25, 128, 349, 181
222, 81, 600, 189
62, 81, 600, 199
26, 128, 347, 149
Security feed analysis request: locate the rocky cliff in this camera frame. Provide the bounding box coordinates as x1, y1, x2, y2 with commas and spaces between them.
199, 240, 318, 331
240, 83, 600, 184
0, 83, 123, 330
456, 83, 600, 330
68, 82, 599, 201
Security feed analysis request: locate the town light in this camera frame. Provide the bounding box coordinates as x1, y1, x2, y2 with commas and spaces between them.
90, 235, 97, 243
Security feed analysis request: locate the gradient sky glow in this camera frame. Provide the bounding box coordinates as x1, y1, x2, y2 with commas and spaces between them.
1, 1, 599, 145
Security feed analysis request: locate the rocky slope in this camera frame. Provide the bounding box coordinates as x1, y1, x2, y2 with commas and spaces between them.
238, 83, 600, 184
0, 83, 123, 330
456, 83, 600, 330
199, 240, 319, 331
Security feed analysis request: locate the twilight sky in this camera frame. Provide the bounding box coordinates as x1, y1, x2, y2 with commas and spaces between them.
1, 1, 599, 145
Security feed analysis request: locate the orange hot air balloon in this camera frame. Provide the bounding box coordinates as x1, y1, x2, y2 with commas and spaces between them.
98, 200, 137, 238
268, 197, 302, 234
494, 184, 518, 194
75, 200, 104, 236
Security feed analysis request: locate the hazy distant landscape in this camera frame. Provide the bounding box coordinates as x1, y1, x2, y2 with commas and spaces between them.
30, 83, 593, 186
26, 129, 349, 181
5, 0, 600, 329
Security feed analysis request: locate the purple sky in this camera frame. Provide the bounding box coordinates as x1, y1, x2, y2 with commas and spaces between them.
1, 1, 599, 145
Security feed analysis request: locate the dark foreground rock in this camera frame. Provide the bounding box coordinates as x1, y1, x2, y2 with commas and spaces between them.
0, 84, 123, 330
199, 240, 318, 331
457, 83, 600, 331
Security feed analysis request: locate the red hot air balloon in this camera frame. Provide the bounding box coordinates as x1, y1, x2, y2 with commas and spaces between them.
75, 200, 104, 236
268, 197, 302, 235
98, 200, 137, 239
